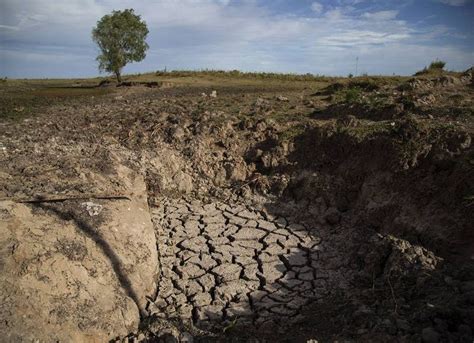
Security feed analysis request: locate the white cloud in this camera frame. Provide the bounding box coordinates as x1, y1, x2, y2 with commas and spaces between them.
311, 2, 324, 14
362, 10, 399, 21
325, 8, 345, 20
0, 0, 472, 77
436, 0, 470, 6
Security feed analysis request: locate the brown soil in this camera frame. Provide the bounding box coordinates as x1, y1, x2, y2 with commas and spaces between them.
0, 70, 473, 342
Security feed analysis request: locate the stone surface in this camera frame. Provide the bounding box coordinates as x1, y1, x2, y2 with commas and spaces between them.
0, 165, 158, 342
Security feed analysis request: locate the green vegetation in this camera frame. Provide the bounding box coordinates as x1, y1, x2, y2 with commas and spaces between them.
429, 60, 446, 70
279, 124, 307, 141
92, 9, 149, 83
344, 120, 396, 139
344, 87, 362, 103
415, 59, 447, 76
0, 79, 112, 120
155, 69, 329, 82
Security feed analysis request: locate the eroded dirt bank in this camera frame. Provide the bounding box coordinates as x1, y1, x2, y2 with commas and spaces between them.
1, 70, 473, 342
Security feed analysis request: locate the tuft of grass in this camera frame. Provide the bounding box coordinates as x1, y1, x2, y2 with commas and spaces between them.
344, 87, 363, 103
429, 60, 446, 70
415, 60, 447, 75
279, 124, 307, 141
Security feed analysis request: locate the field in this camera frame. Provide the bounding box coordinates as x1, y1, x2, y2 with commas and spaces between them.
1, 68, 473, 342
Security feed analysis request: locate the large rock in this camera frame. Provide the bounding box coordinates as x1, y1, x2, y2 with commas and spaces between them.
0, 165, 158, 342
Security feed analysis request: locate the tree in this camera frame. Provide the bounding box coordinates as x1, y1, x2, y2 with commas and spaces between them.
92, 9, 149, 83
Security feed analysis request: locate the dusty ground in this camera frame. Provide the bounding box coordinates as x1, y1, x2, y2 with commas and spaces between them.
0, 69, 473, 342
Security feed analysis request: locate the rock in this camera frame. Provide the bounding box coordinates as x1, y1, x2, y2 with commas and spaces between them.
276, 95, 289, 102
210, 90, 217, 98
254, 97, 271, 108
0, 164, 158, 342
224, 161, 247, 182
422, 327, 440, 343
173, 172, 193, 194
81, 201, 103, 216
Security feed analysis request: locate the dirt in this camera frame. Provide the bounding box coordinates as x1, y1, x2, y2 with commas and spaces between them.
0, 70, 473, 342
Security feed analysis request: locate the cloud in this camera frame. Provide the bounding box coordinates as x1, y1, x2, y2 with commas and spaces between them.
310, 2, 324, 14
0, 0, 472, 77
325, 8, 345, 20
436, 0, 470, 5
362, 10, 399, 21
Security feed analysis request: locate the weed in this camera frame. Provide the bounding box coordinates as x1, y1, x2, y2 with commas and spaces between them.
415, 59, 447, 75
344, 87, 362, 103
429, 60, 446, 70
222, 317, 239, 334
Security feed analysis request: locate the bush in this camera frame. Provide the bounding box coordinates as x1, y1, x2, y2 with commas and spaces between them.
429, 60, 446, 70
344, 87, 362, 103
415, 60, 447, 75
154, 69, 328, 81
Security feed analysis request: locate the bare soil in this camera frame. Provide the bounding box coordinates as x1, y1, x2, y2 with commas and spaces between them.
0, 69, 473, 342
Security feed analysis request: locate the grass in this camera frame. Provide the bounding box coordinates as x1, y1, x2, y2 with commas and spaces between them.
344, 87, 362, 103
0, 78, 113, 120
415, 59, 448, 76
429, 60, 446, 70
154, 69, 330, 82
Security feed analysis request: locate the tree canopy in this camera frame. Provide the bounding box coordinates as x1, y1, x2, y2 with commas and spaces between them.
92, 9, 149, 82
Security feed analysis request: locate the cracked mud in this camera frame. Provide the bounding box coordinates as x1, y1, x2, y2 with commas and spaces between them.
149, 198, 340, 330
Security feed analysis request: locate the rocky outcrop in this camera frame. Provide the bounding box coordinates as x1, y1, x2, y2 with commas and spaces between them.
0, 164, 158, 342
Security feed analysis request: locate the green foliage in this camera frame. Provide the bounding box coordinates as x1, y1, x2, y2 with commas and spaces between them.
415, 60, 447, 75
155, 69, 328, 81
92, 9, 149, 82
429, 60, 446, 70
344, 87, 362, 103
222, 317, 239, 334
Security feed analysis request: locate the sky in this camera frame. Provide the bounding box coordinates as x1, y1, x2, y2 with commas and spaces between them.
0, 0, 473, 78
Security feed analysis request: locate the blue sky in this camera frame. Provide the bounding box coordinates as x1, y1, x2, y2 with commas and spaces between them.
0, 0, 473, 78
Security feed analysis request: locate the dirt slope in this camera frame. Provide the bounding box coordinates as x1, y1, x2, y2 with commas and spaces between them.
0, 70, 473, 342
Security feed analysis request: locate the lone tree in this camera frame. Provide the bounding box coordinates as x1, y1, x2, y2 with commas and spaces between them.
92, 9, 149, 83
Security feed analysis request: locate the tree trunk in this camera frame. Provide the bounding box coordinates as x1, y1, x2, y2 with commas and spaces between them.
115, 70, 122, 83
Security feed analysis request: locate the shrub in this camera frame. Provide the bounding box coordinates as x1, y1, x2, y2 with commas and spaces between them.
344, 87, 362, 103
415, 60, 447, 75
429, 60, 446, 70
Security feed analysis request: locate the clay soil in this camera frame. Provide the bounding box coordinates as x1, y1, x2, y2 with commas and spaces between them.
1, 69, 473, 342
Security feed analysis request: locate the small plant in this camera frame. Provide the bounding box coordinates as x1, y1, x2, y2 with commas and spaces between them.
344, 87, 362, 103
222, 317, 239, 334
429, 59, 446, 70
348, 73, 353, 78
415, 60, 447, 75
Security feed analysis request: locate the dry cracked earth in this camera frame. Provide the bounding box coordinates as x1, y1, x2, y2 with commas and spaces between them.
150, 199, 339, 331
